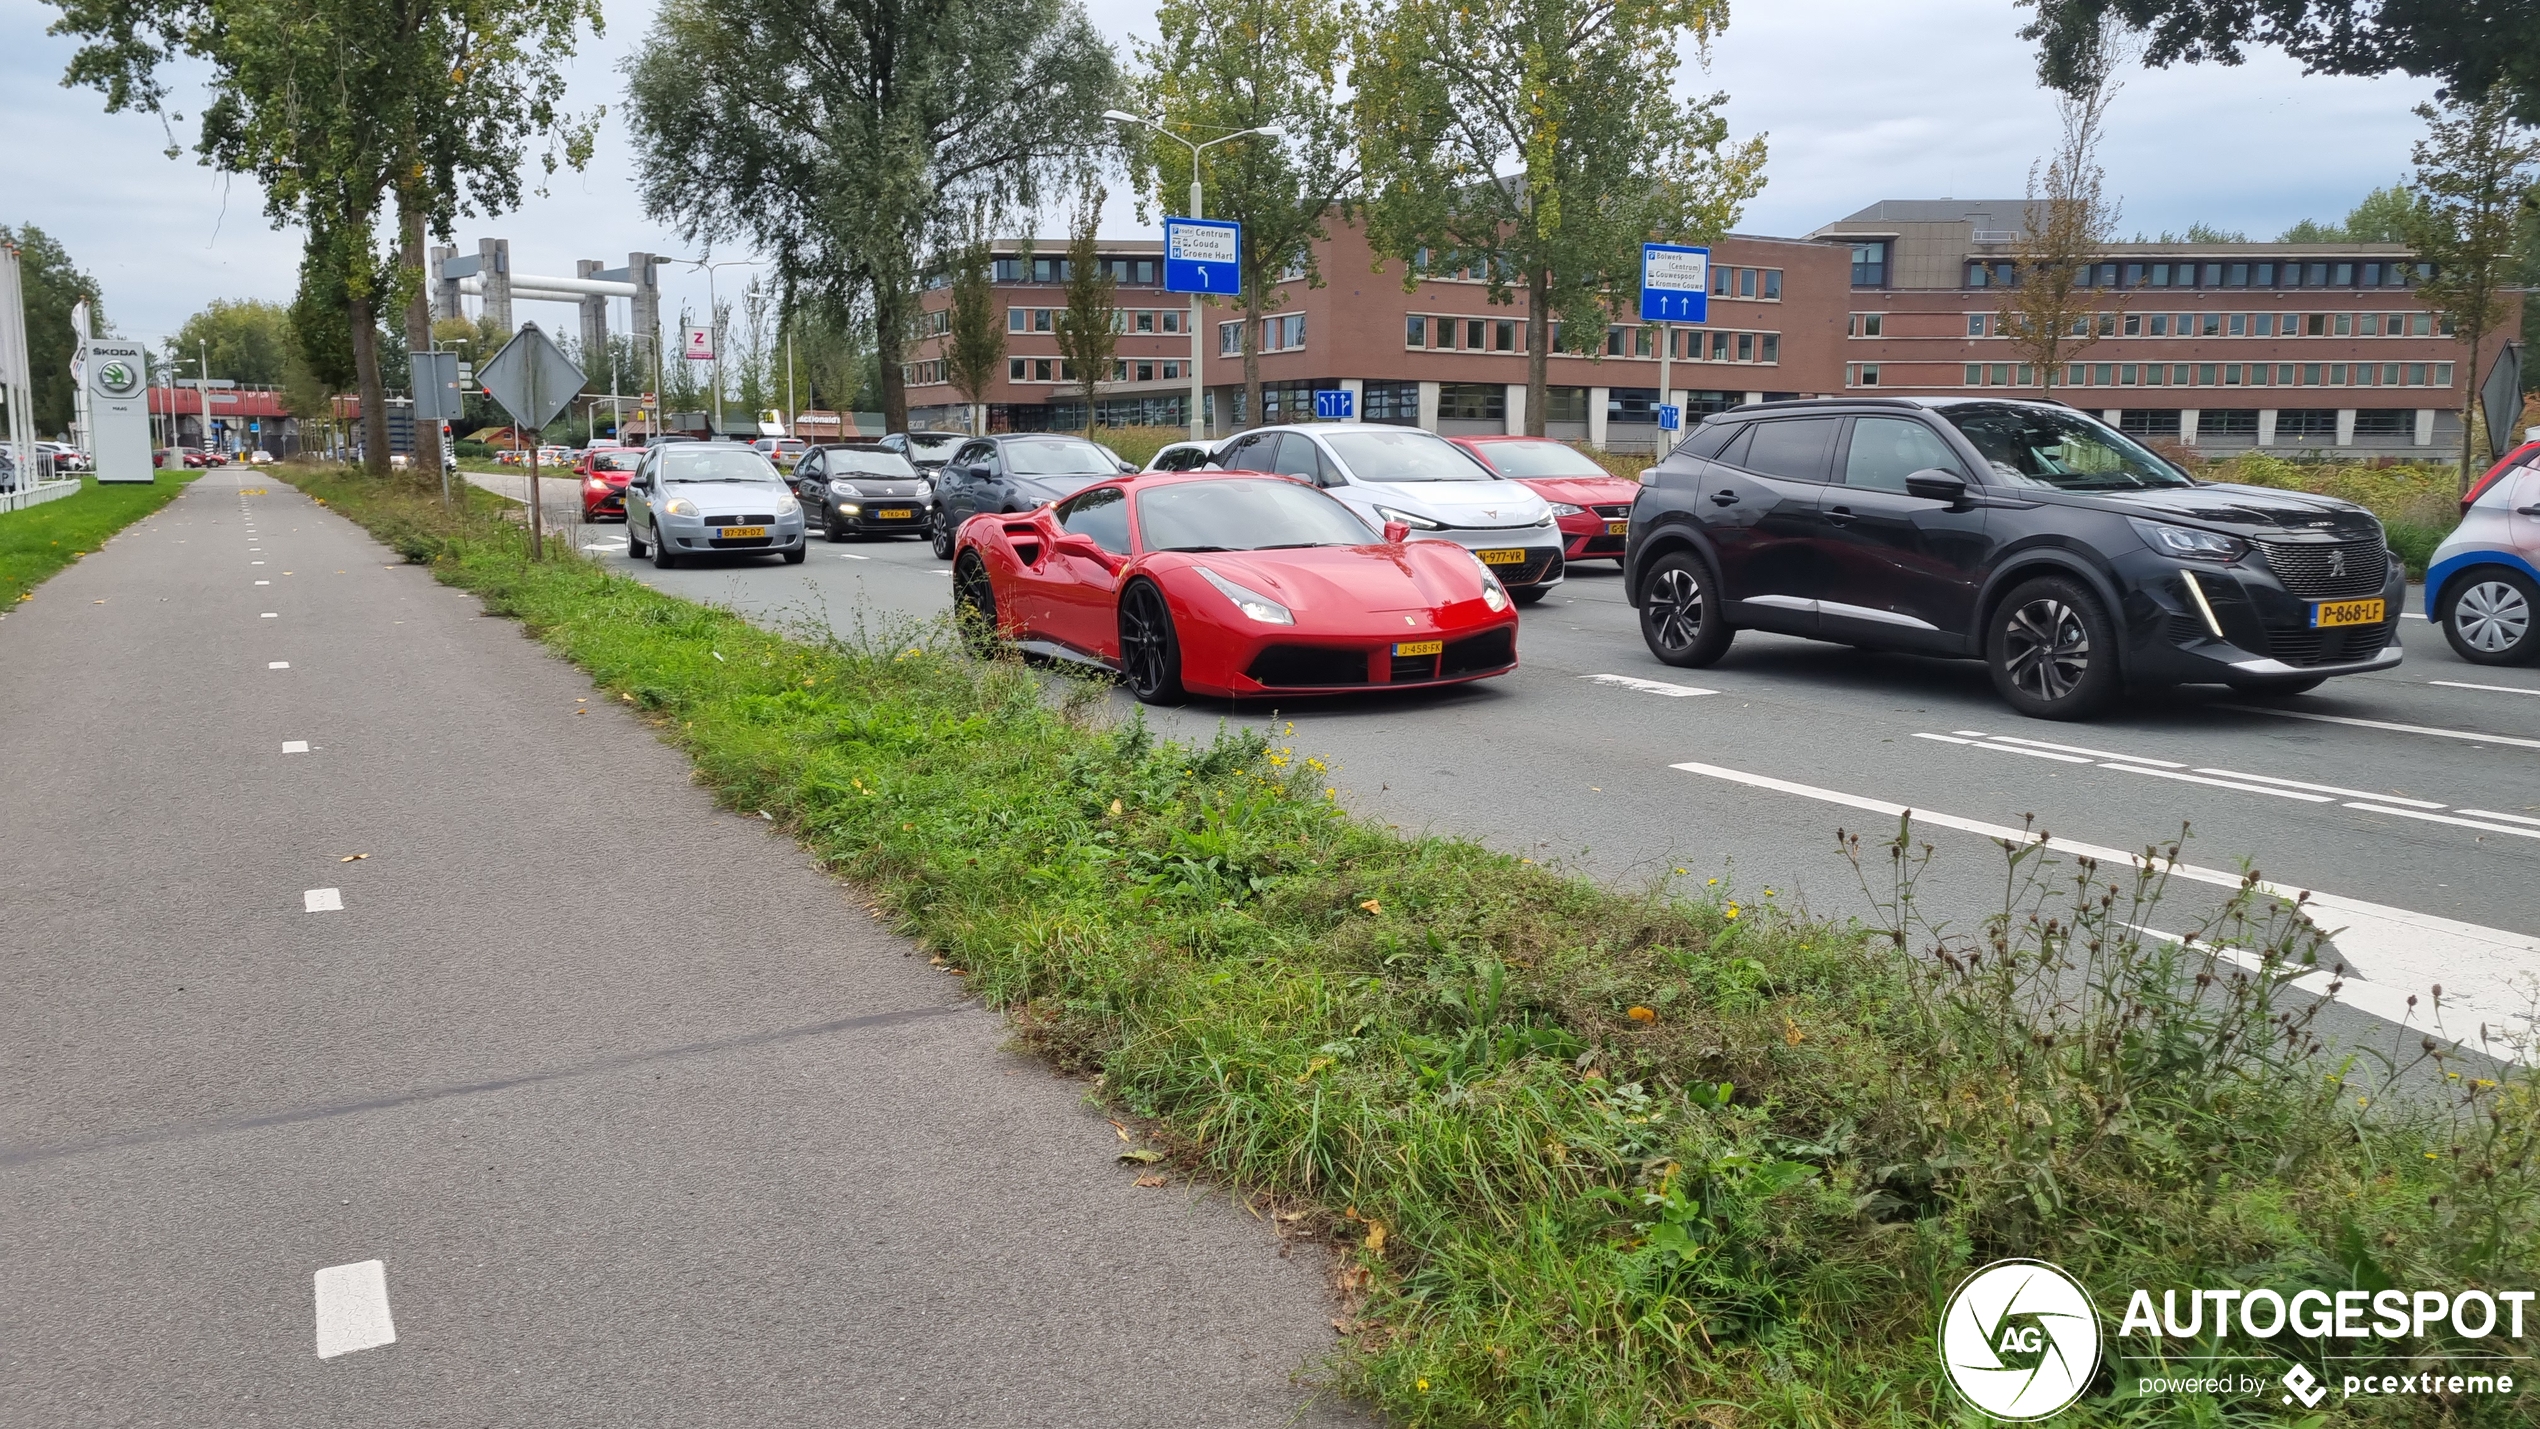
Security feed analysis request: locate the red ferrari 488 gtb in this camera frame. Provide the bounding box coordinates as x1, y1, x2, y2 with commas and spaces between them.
952, 472, 1522, 703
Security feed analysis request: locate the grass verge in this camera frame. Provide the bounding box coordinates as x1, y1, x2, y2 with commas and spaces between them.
299, 463, 2540, 1427
1, 472, 205, 604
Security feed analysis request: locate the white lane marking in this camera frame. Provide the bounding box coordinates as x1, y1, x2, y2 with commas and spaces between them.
1667, 760, 2540, 1034
268, 661, 290, 670
1913, 732, 1977, 746
282, 740, 309, 754
2346, 804, 2540, 841
2190, 768, 2446, 809
304, 887, 343, 912
2460, 808, 2540, 829
2402, 611, 2428, 620
2432, 680, 2540, 697
260, 612, 279, 618
255, 580, 270, 585
836, 552, 870, 560
252, 561, 265, 565
2219, 705, 2540, 751
2105, 764, 2335, 802
1582, 672, 1714, 697
313, 1260, 396, 1359
1987, 742, 2093, 764
2127, 924, 2442, 1037
1956, 730, 2186, 768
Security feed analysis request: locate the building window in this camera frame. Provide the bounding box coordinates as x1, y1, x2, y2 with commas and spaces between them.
1436, 383, 1505, 422
2092, 364, 2113, 386
1406, 315, 1427, 347
1632, 326, 1654, 357
1852, 363, 1880, 387
1967, 314, 1987, 337
1219, 322, 1241, 356
2119, 409, 2182, 436
1361, 380, 1419, 424
1008, 357, 1026, 380
1965, 363, 1982, 386
2205, 409, 2259, 435
1762, 270, 1782, 299
1850, 312, 1883, 337
1133, 311, 1155, 333
1736, 332, 1755, 362
1966, 262, 1989, 288
1711, 264, 1732, 295
1709, 331, 1730, 361
1851, 241, 1888, 287
2433, 362, 2454, 386
1541, 386, 1589, 422
2148, 263, 2171, 287
1738, 268, 1757, 298
2277, 409, 2336, 438
2228, 314, 2246, 336
1162, 361, 1180, 380
1759, 334, 1780, 363
1161, 311, 1181, 334
1498, 319, 1519, 352
2354, 409, 2406, 436
1033, 358, 1056, 382
2226, 263, 2248, 287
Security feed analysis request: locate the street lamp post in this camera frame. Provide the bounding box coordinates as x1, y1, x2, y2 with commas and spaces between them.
1101, 112, 1283, 442
682, 258, 761, 437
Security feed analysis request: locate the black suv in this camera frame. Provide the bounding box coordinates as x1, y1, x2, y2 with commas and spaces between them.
1623, 397, 2403, 719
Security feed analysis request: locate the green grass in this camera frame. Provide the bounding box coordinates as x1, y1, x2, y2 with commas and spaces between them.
1, 472, 205, 604
296, 463, 2540, 1427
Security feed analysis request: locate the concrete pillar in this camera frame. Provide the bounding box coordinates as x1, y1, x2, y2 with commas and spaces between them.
477, 238, 513, 336
2102, 409, 2122, 426
430, 245, 461, 321
1743, 390, 1765, 406
1339, 376, 1364, 421
1416, 380, 1441, 432
2414, 409, 2436, 446
628, 253, 661, 369
1587, 387, 1610, 449
576, 259, 610, 369
2179, 409, 2199, 446
1503, 383, 1527, 435
2335, 408, 2357, 447
2257, 409, 2278, 448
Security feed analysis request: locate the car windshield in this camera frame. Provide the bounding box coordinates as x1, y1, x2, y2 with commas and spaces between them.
659, 447, 783, 483
1004, 438, 1118, 477
907, 433, 963, 453
593, 452, 643, 472
1474, 440, 1611, 478
832, 451, 919, 479
1323, 429, 1493, 482
1135, 477, 1377, 551
1937, 404, 2194, 491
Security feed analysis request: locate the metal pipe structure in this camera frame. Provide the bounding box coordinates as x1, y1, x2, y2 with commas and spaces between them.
456, 274, 639, 300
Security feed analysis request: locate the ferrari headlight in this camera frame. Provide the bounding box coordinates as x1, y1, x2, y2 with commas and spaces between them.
1373, 505, 1442, 531
1196, 566, 1294, 625
659, 497, 698, 517
2128, 517, 2246, 563
1462, 550, 1511, 611
1547, 502, 1585, 516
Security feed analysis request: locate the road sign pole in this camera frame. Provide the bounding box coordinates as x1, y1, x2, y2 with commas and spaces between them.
1657, 324, 1671, 455
1188, 178, 1204, 442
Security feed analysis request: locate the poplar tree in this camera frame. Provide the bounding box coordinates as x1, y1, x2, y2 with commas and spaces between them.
2401, 88, 2540, 489
1052, 183, 1122, 438
943, 232, 1006, 436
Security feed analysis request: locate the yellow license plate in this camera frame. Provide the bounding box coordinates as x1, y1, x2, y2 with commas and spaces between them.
719, 525, 767, 539
2311, 598, 2385, 628
1605, 521, 1627, 536
1477, 548, 1526, 565
1394, 640, 1443, 657
876, 508, 914, 519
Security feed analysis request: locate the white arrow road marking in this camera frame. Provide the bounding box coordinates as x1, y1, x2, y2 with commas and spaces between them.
313, 1260, 395, 1359
304, 888, 343, 912
1668, 760, 2540, 1042
1582, 672, 1714, 697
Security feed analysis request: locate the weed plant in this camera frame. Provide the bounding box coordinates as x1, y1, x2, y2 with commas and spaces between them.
297, 467, 2540, 1426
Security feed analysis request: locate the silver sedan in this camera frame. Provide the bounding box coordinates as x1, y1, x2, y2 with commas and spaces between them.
624, 443, 809, 568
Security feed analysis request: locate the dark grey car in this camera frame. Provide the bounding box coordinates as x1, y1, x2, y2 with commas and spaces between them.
794, 444, 932, 541
928, 433, 1134, 559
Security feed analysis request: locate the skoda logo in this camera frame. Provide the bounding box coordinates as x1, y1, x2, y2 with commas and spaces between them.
1939, 1259, 2101, 1420
93, 359, 142, 397
2327, 549, 2348, 578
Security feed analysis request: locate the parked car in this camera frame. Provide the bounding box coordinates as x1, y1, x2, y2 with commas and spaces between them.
35, 441, 87, 472
1624, 396, 2404, 719
1448, 436, 1641, 564
794, 443, 931, 541
752, 436, 807, 469
1210, 423, 1564, 602
1143, 441, 1214, 472
954, 470, 1518, 703
622, 443, 807, 567
578, 447, 645, 521
881, 430, 967, 474
2426, 439, 2540, 665
929, 433, 1136, 559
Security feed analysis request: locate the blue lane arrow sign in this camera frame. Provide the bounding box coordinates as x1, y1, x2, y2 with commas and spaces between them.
1639, 243, 1710, 325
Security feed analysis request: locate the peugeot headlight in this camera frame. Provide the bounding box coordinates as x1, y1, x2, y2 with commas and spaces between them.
659, 497, 698, 517
1547, 502, 1585, 516
830, 480, 858, 496
1373, 505, 1442, 531
1196, 566, 1294, 625
2128, 517, 2246, 563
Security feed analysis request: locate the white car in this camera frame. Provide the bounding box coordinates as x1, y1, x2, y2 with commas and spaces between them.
1143, 440, 1214, 472
1209, 423, 1564, 601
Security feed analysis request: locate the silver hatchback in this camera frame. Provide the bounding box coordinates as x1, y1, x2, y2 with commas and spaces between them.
624, 443, 808, 568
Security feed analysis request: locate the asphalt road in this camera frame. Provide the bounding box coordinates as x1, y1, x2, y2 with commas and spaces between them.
0, 470, 1363, 1426
603, 515, 2540, 1059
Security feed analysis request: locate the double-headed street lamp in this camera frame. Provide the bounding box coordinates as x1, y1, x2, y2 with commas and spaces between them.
1102, 112, 1283, 441
677, 257, 762, 437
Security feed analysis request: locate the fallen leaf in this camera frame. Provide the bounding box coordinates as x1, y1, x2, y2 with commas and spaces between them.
1109, 797, 1122, 816
92, 599, 105, 604
1783, 1018, 1806, 1046
1359, 899, 1381, 914
1626, 1006, 1657, 1023
573, 709, 587, 715
1118, 1148, 1165, 1164
1133, 1174, 1167, 1188
1276, 1209, 1311, 1222
339, 853, 369, 862
1364, 1222, 1387, 1255
1107, 1119, 1133, 1142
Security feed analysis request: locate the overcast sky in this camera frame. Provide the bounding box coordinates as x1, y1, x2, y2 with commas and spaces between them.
1, 0, 2438, 349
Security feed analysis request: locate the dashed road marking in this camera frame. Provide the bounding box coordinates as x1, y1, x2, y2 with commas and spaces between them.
313, 1260, 395, 1359
268, 661, 290, 670
2345, 804, 2540, 841
303, 887, 343, 912
2431, 680, 2540, 697
2218, 704, 2540, 751
282, 741, 309, 753
256, 580, 270, 585
1582, 672, 1713, 697
2190, 768, 2445, 808
260, 612, 278, 618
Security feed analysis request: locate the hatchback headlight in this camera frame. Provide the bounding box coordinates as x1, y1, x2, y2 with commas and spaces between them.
2129, 517, 2246, 563
776, 493, 801, 517
1196, 566, 1294, 624
1546, 502, 1585, 516
1373, 505, 1442, 531
660, 497, 698, 517
830, 480, 858, 496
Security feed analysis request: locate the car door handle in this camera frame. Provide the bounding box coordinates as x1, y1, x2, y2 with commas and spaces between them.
1710, 489, 1739, 506
2518, 504, 2540, 516
1823, 505, 1855, 526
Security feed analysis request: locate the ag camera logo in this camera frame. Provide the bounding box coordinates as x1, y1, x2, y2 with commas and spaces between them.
1941, 1259, 2102, 1420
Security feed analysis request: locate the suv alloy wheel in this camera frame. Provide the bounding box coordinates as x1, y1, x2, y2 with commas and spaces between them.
1636, 550, 1734, 667
1985, 576, 2119, 719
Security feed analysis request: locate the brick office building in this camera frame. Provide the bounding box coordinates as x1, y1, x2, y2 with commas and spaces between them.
1809, 199, 2520, 455
904, 223, 1851, 450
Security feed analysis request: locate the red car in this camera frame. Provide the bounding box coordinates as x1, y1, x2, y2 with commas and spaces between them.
577, 447, 644, 520
952, 471, 1520, 703
1448, 436, 1642, 563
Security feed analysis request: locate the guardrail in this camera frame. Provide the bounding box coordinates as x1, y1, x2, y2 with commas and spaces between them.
1, 450, 83, 514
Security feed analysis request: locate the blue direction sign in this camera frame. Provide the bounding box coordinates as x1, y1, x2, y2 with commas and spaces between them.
1164, 217, 1243, 295
1639, 243, 1710, 324
1312, 388, 1354, 420
1656, 404, 1682, 431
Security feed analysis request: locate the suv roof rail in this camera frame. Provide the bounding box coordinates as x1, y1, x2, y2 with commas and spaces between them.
1721, 396, 1926, 415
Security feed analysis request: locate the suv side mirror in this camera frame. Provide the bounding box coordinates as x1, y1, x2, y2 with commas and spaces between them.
1904, 469, 1969, 506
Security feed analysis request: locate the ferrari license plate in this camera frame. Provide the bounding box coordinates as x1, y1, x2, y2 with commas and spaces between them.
1394, 640, 1443, 657
1477, 548, 1526, 565
1605, 521, 1628, 536
877, 508, 914, 520
719, 525, 767, 539
2311, 598, 2385, 628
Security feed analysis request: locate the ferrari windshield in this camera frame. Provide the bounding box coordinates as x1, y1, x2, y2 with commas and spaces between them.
1323, 429, 1494, 482
659, 447, 783, 483
1474, 440, 1612, 478
1136, 478, 1377, 551
1937, 404, 2194, 491
1004, 437, 1118, 477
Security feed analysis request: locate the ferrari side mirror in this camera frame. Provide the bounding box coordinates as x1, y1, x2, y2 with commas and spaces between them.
1382, 520, 1411, 544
